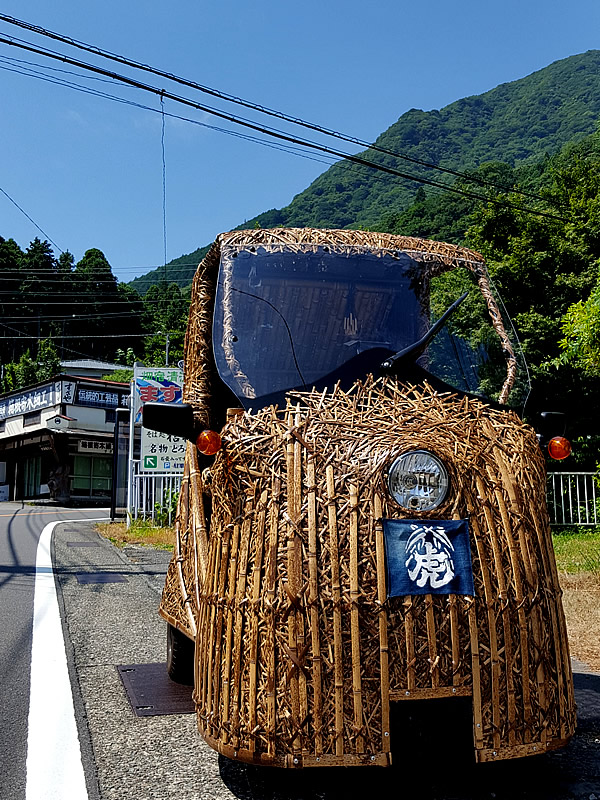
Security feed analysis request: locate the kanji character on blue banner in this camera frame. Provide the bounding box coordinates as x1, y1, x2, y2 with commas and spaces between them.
383, 519, 475, 597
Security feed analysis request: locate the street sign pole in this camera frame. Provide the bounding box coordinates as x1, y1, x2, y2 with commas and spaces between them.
126, 372, 136, 529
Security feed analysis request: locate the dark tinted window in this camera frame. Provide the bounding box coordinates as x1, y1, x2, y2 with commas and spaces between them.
213, 245, 428, 405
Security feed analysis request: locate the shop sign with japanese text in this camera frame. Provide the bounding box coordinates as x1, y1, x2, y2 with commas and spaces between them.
0, 381, 61, 420
133, 366, 183, 423
140, 428, 186, 472
77, 440, 113, 454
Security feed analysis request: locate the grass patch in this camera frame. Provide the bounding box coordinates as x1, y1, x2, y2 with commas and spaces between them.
96, 519, 175, 551
552, 527, 600, 670
552, 527, 600, 573
559, 572, 600, 671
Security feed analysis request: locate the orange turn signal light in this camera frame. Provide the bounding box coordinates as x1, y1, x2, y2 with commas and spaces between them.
196, 429, 222, 456
547, 436, 572, 460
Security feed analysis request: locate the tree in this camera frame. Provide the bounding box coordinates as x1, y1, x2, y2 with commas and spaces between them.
0, 237, 24, 364
558, 269, 600, 376
70, 248, 145, 361
463, 136, 600, 457
0, 339, 61, 393
141, 281, 189, 366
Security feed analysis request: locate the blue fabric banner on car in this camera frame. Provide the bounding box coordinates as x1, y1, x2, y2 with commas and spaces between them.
382, 519, 475, 597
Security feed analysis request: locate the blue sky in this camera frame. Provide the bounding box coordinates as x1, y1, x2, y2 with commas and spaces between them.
1, 1, 599, 283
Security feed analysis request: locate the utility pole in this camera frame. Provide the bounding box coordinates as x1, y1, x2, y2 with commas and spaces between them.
165, 331, 170, 366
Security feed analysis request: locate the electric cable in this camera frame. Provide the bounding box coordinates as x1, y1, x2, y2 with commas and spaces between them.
0, 32, 567, 223
0, 14, 564, 208
0, 185, 63, 252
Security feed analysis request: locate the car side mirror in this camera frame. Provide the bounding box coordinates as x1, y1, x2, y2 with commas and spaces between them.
142, 402, 196, 441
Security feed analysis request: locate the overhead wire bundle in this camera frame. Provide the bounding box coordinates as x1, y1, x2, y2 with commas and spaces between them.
0, 14, 568, 362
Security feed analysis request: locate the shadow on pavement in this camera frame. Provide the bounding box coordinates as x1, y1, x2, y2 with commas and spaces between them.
220, 671, 600, 800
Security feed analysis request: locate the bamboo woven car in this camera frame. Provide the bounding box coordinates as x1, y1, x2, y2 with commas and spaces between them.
151, 227, 575, 768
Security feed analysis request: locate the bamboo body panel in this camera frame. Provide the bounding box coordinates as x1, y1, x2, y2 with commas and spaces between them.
160, 379, 576, 766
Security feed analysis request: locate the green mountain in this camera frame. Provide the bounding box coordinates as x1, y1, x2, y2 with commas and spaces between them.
130, 50, 600, 293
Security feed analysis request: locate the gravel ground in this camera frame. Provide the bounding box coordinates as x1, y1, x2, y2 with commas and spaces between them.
53, 522, 238, 800
53, 521, 600, 800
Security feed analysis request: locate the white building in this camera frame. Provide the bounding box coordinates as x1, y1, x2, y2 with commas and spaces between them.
0, 374, 129, 501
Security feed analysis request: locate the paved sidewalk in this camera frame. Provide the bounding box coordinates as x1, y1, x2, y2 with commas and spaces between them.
53, 520, 600, 800
53, 520, 238, 800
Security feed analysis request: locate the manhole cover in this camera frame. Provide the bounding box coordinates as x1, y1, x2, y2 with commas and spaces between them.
117, 663, 195, 716
76, 572, 128, 584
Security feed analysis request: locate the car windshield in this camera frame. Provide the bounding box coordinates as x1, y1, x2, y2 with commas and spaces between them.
213, 244, 529, 412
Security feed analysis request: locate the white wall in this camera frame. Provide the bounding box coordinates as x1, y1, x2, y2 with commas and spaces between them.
3, 405, 61, 438
64, 405, 113, 433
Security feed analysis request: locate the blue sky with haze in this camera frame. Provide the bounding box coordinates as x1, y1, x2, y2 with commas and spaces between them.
1, 1, 599, 282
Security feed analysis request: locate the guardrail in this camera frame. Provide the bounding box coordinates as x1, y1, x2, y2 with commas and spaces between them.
547, 472, 599, 526
129, 461, 182, 526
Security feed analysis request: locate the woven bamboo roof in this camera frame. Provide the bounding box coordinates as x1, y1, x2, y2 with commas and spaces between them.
213, 227, 485, 270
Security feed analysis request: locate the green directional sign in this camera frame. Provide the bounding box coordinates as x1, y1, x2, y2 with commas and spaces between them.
143, 455, 158, 469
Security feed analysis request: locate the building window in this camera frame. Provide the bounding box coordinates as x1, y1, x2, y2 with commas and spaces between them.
23, 411, 41, 427
0, 420, 5, 432
105, 409, 116, 424
23, 455, 42, 498
71, 454, 112, 497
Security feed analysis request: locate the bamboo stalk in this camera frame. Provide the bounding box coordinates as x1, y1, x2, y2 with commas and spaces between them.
211, 514, 231, 737
306, 455, 323, 755
494, 448, 548, 747
201, 499, 221, 735
220, 518, 241, 747
248, 488, 268, 754
349, 483, 364, 753
489, 471, 532, 743
467, 597, 484, 750
265, 476, 281, 758
473, 475, 507, 749
286, 411, 302, 754
230, 496, 254, 749
425, 594, 439, 689
327, 465, 344, 756
373, 493, 390, 752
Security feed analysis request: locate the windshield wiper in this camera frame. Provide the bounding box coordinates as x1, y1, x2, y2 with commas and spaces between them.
381, 292, 469, 374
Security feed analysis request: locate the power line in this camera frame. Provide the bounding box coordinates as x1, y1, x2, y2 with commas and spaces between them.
0, 55, 341, 166
0, 13, 564, 209
0, 32, 567, 223
0, 298, 184, 305
0, 185, 63, 252
0, 333, 152, 339
160, 94, 167, 279
0, 267, 198, 278
0, 310, 156, 319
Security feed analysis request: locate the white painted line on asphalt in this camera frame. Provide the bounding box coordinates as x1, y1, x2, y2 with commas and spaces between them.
26, 518, 108, 800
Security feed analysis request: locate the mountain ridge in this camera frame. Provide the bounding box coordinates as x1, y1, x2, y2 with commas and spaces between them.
130, 49, 600, 293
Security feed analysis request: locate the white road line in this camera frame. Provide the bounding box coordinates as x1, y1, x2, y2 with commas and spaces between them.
26, 518, 108, 800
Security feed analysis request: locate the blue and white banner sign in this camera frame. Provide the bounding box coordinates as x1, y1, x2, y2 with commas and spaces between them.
382, 519, 475, 597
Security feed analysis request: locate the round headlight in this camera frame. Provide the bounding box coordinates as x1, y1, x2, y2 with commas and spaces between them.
387, 450, 449, 511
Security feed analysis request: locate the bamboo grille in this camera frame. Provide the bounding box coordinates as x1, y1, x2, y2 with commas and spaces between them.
161, 377, 575, 766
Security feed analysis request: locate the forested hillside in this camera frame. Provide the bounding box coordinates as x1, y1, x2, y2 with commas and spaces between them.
131, 50, 600, 293
0, 238, 188, 392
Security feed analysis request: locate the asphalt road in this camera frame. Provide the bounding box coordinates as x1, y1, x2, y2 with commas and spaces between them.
0, 503, 109, 800
6, 513, 600, 799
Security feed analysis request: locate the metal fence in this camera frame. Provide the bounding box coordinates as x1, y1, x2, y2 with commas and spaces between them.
547, 472, 599, 526
129, 461, 182, 526
126, 467, 595, 528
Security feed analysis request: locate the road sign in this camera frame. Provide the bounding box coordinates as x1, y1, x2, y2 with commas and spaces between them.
140, 428, 185, 472
133, 366, 183, 424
